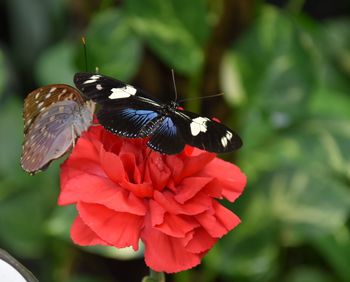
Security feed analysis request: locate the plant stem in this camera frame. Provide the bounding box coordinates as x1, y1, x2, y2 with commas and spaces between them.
150, 269, 165, 282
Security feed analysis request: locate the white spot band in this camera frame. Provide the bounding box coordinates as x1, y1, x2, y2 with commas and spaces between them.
83, 75, 101, 84
108, 85, 137, 99
190, 117, 209, 136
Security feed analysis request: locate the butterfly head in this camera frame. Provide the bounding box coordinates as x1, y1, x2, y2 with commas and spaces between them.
164, 101, 179, 112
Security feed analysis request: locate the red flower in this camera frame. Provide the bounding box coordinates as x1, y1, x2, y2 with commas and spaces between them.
59, 126, 246, 273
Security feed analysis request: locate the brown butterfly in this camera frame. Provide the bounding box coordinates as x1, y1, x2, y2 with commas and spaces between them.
21, 84, 95, 174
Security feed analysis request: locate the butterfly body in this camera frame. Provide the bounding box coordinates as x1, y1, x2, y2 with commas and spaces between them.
21, 85, 94, 174
74, 72, 242, 155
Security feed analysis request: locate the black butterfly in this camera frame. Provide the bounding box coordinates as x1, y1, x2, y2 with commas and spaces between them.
74, 72, 242, 154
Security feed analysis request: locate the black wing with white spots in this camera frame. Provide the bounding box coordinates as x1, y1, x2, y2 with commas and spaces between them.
74, 72, 161, 106
173, 110, 242, 153
74, 72, 242, 154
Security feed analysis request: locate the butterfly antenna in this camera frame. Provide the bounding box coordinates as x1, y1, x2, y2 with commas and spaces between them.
178, 93, 224, 103
171, 69, 178, 102
82, 37, 88, 72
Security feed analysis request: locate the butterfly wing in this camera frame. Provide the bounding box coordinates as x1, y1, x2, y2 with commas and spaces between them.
173, 110, 242, 153
147, 116, 185, 154
21, 100, 91, 174
74, 72, 162, 105
97, 101, 164, 138
23, 84, 85, 133
74, 72, 242, 154
75, 72, 166, 138
100, 104, 186, 154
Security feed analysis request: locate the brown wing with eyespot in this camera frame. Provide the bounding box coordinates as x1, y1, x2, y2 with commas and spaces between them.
23, 84, 85, 133
21, 100, 93, 174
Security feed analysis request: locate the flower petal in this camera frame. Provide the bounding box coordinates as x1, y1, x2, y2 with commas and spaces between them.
185, 228, 217, 253
147, 153, 171, 191
165, 155, 184, 183
68, 133, 100, 164
149, 199, 166, 226
142, 217, 202, 273
195, 202, 241, 238
59, 124, 246, 274
154, 191, 211, 215
71, 215, 109, 246
122, 180, 154, 198
200, 158, 247, 202
120, 153, 141, 183
100, 150, 125, 183
154, 213, 199, 238
77, 202, 143, 250
59, 174, 146, 215
178, 151, 215, 181
175, 176, 213, 203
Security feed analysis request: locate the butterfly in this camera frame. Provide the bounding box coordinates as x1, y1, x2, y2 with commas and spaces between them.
21, 84, 95, 174
74, 72, 242, 154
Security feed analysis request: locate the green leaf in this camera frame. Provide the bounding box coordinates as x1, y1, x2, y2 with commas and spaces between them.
205, 194, 279, 280
82, 8, 142, 80
284, 266, 335, 282
220, 52, 247, 106
125, 0, 209, 75
0, 98, 60, 257
314, 232, 350, 282
0, 99, 23, 177
36, 41, 77, 85
223, 6, 318, 124
309, 88, 350, 119
6, 0, 52, 68
0, 49, 7, 100
268, 170, 350, 244
323, 19, 350, 77
0, 168, 59, 257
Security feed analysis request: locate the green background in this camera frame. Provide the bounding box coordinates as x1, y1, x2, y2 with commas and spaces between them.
0, 0, 350, 281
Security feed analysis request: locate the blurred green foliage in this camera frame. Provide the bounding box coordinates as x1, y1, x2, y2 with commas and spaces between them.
0, 0, 350, 281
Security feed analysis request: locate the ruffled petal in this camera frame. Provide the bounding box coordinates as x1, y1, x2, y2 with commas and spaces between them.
100, 150, 125, 183
59, 124, 246, 274
178, 151, 215, 181
175, 176, 213, 203
142, 217, 202, 273
147, 153, 171, 191
195, 202, 240, 238
122, 180, 154, 198
149, 199, 166, 226
67, 133, 100, 164
59, 174, 146, 215
200, 158, 247, 202
154, 191, 211, 215
120, 153, 141, 183
71, 216, 109, 246
185, 228, 217, 253
154, 213, 199, 238
165, 155, 184, 183
77, 202, 143, 250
